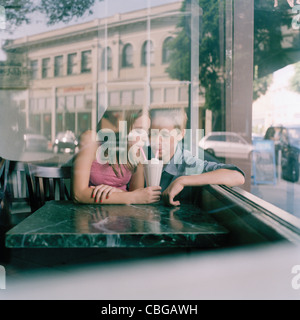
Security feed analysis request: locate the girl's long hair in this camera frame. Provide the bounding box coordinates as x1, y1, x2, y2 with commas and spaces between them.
97, 109, 148, 178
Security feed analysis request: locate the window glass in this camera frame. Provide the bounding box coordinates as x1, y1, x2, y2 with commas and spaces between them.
42, 58, 50, 78
30, 60, 38, 79
67, 53, 77, 75
101, 47, 112, 70
0, 0, 300, 222
162, 36, 173, 63
141, 40, 154, 66
54, 55, 63, 77
81, 50, 92, 73
122, 44, 133, 67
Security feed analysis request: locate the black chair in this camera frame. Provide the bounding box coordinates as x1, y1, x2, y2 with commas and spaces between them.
1, 161, 35, 217
27, 163, 73, 211
0, 160, 37, 234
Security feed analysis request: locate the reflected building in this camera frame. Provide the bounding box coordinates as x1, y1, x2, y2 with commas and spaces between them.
3, 1, 204, 143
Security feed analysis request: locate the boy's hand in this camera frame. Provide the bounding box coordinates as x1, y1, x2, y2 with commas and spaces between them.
162, 177, 185, 206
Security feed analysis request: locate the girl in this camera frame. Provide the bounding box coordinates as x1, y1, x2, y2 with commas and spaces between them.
72, 109, 161, 205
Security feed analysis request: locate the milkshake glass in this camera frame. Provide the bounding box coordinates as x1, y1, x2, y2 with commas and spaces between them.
144, 158, 163, 187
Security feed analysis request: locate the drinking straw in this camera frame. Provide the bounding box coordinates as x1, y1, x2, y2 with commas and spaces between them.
139, 147, 147, 161
155, 150, 159, 159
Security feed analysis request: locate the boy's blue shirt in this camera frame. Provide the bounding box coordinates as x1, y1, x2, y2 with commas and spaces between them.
148, 143, 245, 192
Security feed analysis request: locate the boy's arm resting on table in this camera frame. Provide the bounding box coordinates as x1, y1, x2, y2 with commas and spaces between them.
162, 169, 245, 206
179, 168, 245, 187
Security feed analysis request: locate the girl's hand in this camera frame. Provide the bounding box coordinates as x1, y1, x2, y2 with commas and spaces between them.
90, 185, 124, 203
131, 186, 162, 204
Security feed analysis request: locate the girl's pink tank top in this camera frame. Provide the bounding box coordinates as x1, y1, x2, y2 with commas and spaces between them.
89, 161, 132, 191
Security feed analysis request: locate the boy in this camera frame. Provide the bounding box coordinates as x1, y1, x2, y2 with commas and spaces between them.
149, 108, 245, 206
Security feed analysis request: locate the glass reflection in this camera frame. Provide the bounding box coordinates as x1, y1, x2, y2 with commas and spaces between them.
0, 0, 300, 217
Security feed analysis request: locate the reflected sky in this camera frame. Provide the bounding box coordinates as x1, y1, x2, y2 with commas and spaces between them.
0, 0, 180, 38
0, 0, 180, 60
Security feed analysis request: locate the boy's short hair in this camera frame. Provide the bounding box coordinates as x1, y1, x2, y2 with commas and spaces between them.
150, 107, 188, 130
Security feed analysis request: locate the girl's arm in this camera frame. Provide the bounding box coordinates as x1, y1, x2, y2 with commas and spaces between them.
162, 169, 245, 206
72, 130, 101, 204
128, 163, 145, 191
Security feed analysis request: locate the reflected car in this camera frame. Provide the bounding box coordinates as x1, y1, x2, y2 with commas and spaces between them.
264, 125, 300, 182
199, 132, 253, 160
53, 131, 79, 154
23, 128, 48, 152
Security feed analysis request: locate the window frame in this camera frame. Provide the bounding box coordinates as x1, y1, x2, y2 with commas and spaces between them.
67, 53, 77, 75
41, 57, 51, 79
141, 40, 154, 66
122, 43, 134, 68
54, 55, 64, 77
81, 50, 92, 74
30, 59, 38, 80
101, 47, 113, 71
162, 36, 173, 64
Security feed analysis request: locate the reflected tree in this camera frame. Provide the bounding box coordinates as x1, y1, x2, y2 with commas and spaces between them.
166, 0, 223, 130
166, 0, 292, 130
1, 0, 297, 132
38, 0, 96, 25
0, 0, 99, 31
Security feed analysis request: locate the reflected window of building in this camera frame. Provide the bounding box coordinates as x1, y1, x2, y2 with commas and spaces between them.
151, 88, 162, 104
122, 44, 133, 68
30, 60, 38, 80
141, 40, 154, 66
85, 94, 93, 109
81, 50, 92, 73
57, 96, 65, 108
66, 96, 74, 110
29, 114, 41, 134
75, 95, 84, 109
162, 37, 173, 64
54, 55, 63, 77
78, 112, 91, 135
65, 112, 75, 132
38, 98, 45, 112
56, 114, 63, 133
109, 91, 120, 107
46, 98, 52, 111
42, 58, 50, 78
134, 90, 143, 105
43, 114, 51, 139
67, 53, 77, 75
101, 47, 112, 70
179, 86, 189, 102
121, 91, 132, 106
164, 87, 176, 103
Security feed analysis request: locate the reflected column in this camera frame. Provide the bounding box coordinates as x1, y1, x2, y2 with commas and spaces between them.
226, 0, 254, 191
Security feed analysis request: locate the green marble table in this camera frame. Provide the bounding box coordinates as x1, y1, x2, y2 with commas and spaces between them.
5, 201, 229, 248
